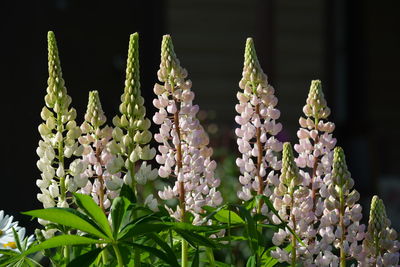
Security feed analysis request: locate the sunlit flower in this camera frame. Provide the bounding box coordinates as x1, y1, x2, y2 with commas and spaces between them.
154, 35, 222, 224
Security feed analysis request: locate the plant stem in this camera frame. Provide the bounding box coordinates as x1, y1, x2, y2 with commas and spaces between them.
113, 245, 124, 267
339, 184, 346, 267
181, 239, 188, 267
255, 103, 265, 215
171, 80, 188, 267
95, 141, 106, 213
64, 245, 70, 264
205, 247, 216, 267
290, 191, 297, 267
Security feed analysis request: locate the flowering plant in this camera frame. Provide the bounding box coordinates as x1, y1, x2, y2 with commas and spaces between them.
2, 31, 398, 267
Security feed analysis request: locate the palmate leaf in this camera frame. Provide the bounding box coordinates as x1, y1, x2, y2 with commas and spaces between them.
73, 193, 113, 239
22, 208, 108, 239
111, 196, 131, 235
146, 233, 178, 264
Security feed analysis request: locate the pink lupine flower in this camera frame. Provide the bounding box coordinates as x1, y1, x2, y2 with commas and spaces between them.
73, 91, 122, 212
153, 35, 222, 224
235, 38, 283, 213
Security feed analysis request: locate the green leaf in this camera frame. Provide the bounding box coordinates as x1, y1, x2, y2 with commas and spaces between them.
147, 233, 178, 265
67, 247, 103, 267
23, 235, 107, 256
0, 249, 19, 256
126, 242, 180, 267
214, 210, 244, 224
11, 227, 22, 252
111, 196, 130, 235
118, 221, 170, 240
191, 247, 199, 267
246, 255, 256, 267
22, 208, 108, 239
73, 193, 113, 239
174, 229, 216, 248
232, 204, 258, 253
119, 184, 137, 203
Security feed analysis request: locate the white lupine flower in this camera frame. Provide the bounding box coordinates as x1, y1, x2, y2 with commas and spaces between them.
36, 32, 82, 210
76, 91, 122, 212
154, 35, 222, 224
144, 194, 159, 212
235, 38, 283, 214
107, 33, 157, 200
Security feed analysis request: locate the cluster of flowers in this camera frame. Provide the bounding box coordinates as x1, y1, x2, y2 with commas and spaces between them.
32, 31, 399, 266
36, 32, 222, 228
234, 39, 399, 266
0, 210, 34, 255
154, 35, 222, 224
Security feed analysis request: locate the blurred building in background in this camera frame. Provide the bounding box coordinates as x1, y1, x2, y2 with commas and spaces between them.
1, 0, 399, 230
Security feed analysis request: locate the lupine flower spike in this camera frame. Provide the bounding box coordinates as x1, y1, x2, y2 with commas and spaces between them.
36, 31, 83, 214
107, 33, 157, 203
328, 147, 365, 266
270, 142, 304, 265
235, 38, 282, 214
360, 196, 399, 266
153, 35, 222, 224
74, 91, 123, 212
294, 80, 338, 264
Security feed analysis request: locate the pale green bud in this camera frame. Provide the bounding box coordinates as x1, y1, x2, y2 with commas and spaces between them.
280, 142, 300, 192
112, 115, 121, 127
112, 127, 123, 141
139, 145, 156, 160
41, 107, 53, 120
107, 140, 121, 155
122, 134, 132, 147
120, 115, 129, 127
38, 124, 51, 136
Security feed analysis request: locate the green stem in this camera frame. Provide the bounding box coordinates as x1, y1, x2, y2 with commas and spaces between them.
339, 185, 346, 267
205, 247, 216, 267
57, 112, 66, 201
64, 245, 70, 264
181, 239, 188, 267
290, 191, 296, 267
113, 245, 124, 267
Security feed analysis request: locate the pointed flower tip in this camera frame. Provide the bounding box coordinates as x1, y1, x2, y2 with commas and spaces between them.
283, 142, 293, 153
130, 32, 139, 42
47, 31, 55, 39
311, 79, 322, 88
246, 37, 254, 46
333, 146, 345, 159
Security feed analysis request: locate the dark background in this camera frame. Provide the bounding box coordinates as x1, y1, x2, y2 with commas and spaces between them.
1, 0, 399, 232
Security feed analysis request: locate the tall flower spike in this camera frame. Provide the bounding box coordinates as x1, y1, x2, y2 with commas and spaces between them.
108, 33, 157, 195
293, 80, 338, 265
327, 147, 365, 266
270, 143, 304, 265
360, 196, 399, 266
235, 38, 283, 213
36, 31, 83, 213
154, 34, 222, 225
74, 91, 122, 212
